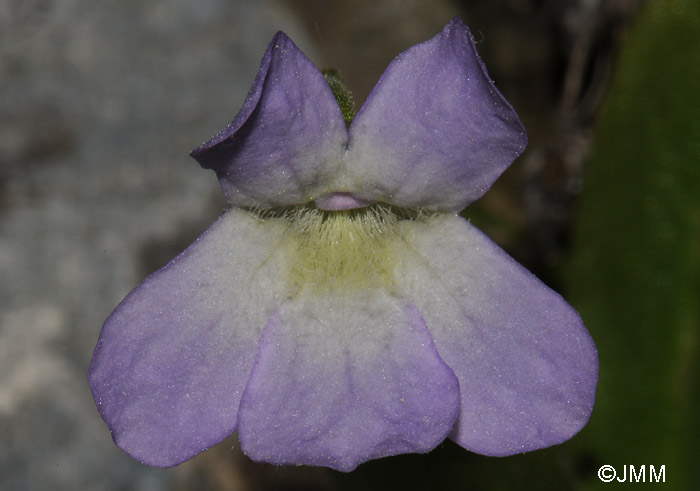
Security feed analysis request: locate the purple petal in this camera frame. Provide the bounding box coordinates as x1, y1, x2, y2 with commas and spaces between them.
88, 209, 292, 466
190, 32, 348, 208
237, 290, 460, 472
395, 215, 597, 455
347, 17, 527, 211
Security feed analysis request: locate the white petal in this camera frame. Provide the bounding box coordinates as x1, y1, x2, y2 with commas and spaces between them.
393, 214, 598, 455
89, 208, 294, 466
237, 288, 460, 472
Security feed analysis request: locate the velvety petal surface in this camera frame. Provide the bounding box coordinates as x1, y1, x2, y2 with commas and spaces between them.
347, 17, 527, 211
88, 209, 294, 466
190, 32, 348, 208
237, 289, 460, 472
394, 214, 598, 455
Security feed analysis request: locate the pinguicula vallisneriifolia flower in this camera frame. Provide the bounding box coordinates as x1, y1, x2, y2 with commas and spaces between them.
89, 17, 598, 472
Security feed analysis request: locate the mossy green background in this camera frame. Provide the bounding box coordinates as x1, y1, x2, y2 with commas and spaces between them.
566, 0, 700, 488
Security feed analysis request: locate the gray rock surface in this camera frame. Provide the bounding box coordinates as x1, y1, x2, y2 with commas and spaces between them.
0, 1, 312, 489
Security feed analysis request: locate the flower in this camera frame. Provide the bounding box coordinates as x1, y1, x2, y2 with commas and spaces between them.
88, 17, 598, 472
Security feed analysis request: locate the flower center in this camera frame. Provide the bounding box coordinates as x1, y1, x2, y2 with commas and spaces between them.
249, 203, 430, 293
287, 205, 399, 292
254, 204, 432, 293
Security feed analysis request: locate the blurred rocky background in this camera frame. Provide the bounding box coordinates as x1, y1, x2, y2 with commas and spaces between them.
2, 0, 697, 490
